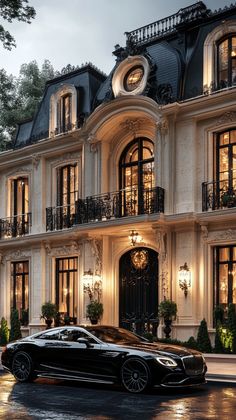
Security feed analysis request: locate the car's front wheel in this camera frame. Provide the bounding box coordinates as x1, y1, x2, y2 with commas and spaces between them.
121, 358, 151, 393
12, 351, 35, 382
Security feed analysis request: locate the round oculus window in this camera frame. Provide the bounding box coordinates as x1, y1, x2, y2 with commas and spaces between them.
124, 65, 144, 92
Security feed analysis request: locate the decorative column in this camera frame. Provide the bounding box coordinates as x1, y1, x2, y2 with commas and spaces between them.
154, 226, 170, 300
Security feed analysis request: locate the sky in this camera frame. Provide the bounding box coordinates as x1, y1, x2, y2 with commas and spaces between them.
0, 0, 234, 77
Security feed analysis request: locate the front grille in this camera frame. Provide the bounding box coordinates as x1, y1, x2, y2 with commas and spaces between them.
182, 355, 204, 376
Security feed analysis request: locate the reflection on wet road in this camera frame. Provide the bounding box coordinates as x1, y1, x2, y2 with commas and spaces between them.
0, 371, 235, 419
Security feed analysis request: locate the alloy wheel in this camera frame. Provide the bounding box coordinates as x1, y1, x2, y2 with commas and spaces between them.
12, 351, 33, 382
121, 358, 150, 393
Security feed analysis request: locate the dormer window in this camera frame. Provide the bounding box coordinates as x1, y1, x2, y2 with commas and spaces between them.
50, 85, 77, 136
58, 93, 72, 133
217, 35, 236, 88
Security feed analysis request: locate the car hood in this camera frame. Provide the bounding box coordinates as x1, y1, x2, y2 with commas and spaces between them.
112, 341, 200, 358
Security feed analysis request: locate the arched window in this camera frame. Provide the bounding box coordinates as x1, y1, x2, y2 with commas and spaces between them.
119, 138, 154, 216
217, 35, 236, 88
49, 85, 77, 136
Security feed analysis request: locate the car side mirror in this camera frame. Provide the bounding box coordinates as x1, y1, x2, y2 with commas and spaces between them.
77, 337, 92, 347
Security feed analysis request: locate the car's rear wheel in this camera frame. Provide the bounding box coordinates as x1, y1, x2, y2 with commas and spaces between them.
121, 358, 151, 393
12, 351, 35, 382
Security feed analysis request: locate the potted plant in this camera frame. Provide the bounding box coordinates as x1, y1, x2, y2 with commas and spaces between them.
86, 300, 103, 325
41, 301, 57, 329
20, 309, 29, 326
159, 299, 177, 338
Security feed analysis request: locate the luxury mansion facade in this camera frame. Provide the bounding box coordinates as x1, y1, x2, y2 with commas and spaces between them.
0, 1, 236, 340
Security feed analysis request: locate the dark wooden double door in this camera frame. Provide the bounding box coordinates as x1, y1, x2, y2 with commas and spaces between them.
119, 248, 158, 333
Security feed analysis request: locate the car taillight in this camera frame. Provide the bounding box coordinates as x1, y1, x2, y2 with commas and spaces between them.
1, 346, 7, 354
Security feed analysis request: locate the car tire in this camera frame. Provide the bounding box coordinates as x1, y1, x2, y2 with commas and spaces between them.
12, 351, 36, 383
121, 357, 151, 393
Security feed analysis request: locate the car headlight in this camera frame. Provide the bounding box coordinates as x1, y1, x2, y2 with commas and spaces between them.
156, 356, 178, 367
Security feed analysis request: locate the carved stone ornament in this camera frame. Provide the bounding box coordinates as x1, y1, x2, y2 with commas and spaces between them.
209, 229, 236, 242
120, 118, 146, 136
87, 134, 98, 144
51, 153, 80, 166
200, 224, 209, 242
5, 249, 32, 260
154, 227, 169, 299
216, 112, 236, 126
89, 238, 103, 274
44, 241, 80, 256
31, 154, 41, 169
156, 118, 168, 135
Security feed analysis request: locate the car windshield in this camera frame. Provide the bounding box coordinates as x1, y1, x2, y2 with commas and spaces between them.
86, 326, 145, 344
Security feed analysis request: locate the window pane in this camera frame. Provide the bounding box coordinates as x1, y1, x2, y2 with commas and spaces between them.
219, 148, 229, 173
219, 264, 228, 305
232, 59, 236, 85
143, 162, 154, 189
218, 39, 229, 84
219, 247, 229, 262
220, 132, 229, 145
233, 264, 236, 304
230, 130, 236, 144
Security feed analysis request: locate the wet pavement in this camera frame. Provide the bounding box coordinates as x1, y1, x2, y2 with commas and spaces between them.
0, 371, 235, 420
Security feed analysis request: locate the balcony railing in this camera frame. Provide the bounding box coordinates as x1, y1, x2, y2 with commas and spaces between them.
0, 213, 31, 239
125, 2, 208, 45
202, 179, 236, 211
46, 186, 164, 231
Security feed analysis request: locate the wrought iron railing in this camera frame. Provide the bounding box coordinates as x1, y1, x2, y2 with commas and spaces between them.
46, 186, 164, 231
120, 313, 159, 337
0, 213, 31, 239
46, 204, 76, 231
125, 2, 208, 45
202, 179, 236, 211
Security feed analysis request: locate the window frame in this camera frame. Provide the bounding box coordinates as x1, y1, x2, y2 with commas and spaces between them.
214, 245, 236, 311
217, 34, 236, 88
55, 257, 78, 319
11, 260, 29, 320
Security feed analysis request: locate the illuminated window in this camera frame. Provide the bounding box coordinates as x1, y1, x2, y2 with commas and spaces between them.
214, 129, 236, 208
56, 164, 79, 228
57, 93, 72, 133
119, 138, 154, 216
214, 246, 236, 312
10, 177, 30, 236
217, 35, 236, 88
56, 257, 78, 319
124, 66, 144, 92
11, 261, 29, 323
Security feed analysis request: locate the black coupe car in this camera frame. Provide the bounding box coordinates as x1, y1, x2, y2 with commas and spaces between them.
1, 325, 207, 393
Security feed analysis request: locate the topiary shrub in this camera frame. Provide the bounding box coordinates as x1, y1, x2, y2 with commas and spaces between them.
9, 308, 22, 342
227, 303, 236, 353
214, 321, 225, 353
186, 336, 199, 350
196, 318, 212, 353
0, 317, 9, 345
214, 305, 225, 325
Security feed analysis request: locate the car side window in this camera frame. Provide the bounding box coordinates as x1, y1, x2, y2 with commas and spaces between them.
38, 330, 61, 340
59, 329, 97, 343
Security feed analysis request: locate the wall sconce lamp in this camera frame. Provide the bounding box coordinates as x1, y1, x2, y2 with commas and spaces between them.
129, 230, 143, 247
178, 262, 191, 297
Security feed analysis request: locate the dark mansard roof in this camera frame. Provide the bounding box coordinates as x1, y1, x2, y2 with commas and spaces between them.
11, 1, 236, 150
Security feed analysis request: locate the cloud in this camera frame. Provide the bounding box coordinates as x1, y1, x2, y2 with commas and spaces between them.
0, 0, 234, 76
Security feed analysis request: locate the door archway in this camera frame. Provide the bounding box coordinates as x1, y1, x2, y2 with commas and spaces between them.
119, 247, 159, 334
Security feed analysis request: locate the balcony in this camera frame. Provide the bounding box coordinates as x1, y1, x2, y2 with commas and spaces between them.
0, 213, 31, 239
202, 179, 236, 211
46, 186, 164, 231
